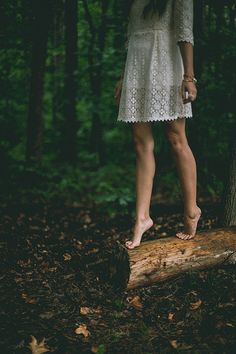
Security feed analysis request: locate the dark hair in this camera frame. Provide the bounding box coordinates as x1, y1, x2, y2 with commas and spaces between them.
128, 0, 170, 19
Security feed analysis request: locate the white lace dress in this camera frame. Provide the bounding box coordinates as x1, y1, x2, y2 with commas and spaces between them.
117, 0, 194, 123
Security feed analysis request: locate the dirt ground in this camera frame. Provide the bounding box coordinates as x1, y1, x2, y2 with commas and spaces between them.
0, 201, 235, 354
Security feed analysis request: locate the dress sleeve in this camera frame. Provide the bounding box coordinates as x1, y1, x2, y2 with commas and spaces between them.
174, 0, 194, 45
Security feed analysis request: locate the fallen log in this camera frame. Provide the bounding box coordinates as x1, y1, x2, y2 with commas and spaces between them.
72, 227, 236, 291
126, 227, 236, 290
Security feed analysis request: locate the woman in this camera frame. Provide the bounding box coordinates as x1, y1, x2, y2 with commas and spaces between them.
115, 0, 201, 249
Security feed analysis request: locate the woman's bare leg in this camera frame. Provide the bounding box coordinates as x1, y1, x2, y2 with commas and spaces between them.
164, 117, 201, 240
125, 122, 155, 249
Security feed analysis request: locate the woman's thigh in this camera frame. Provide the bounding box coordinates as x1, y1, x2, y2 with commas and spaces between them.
163, 117, 187, 141
132, 122, 154, 144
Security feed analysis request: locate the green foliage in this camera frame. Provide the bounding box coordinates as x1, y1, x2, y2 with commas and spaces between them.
97, 344, 106, 354
1, 0, 236, 210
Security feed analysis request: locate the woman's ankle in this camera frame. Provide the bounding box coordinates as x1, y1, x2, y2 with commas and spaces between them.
184, 205, 201, 218
135, 215, 153, 224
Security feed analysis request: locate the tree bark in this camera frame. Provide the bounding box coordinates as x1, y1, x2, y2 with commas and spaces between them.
221, 139, 236, 226
52, 0, 65, 126
63, 0, 78, 162
127, 228, 236, 289
82, 0, 109, 165
26, 0, 51, 163
84, 228, 236, 291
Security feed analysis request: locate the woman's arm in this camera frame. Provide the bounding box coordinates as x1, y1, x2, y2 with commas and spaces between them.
174, 0, 197, 103
178, 42, 194, 78
178, 42, 197, 104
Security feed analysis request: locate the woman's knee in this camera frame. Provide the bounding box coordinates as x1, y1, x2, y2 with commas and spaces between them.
166, 130, 188, 153
133, 134, 155, 154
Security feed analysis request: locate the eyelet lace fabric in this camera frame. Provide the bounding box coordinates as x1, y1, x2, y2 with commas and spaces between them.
117, 0, 194, 123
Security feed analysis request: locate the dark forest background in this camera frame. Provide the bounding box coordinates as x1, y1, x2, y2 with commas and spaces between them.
1, 0, 236, 216
1, 2, 236, 353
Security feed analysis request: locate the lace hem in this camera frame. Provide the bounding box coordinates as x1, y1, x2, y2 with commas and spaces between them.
117, 114, 193, 123
176, 37, 194, 45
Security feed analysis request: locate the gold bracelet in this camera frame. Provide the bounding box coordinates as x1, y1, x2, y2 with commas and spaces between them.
183, 77, 197, 84
183, 74, 197, 84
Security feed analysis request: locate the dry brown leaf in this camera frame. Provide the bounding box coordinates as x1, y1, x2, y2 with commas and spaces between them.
75, 324, 90, 337
63, 253, 72, 261
80, 307, 101, 315
91, 344, 99, 353
198, 271, 208, 279
84, 215, 92, 224
169, 340, 178, 348
58, 233, 65, 240
168, 313, 174, 320
21, 293, 37, 304
15, 277, 23, 283
28, 335, 50, 354
129, 295, 143, 309
87, 248, 99, 254
190, 299, 202, 310
154, 224, 161, 231
190, 290, 198, 296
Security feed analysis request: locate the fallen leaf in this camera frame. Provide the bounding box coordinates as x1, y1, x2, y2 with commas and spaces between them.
91, 344, 99, 353
63, 253, 72, 261
39, 312, 54, 320
168, 313, 174, 320
190, 299, 202, 310
154, 224, 161, 231
190, 290, 198, 296
128, 295, 143, 309
21, 293, 37, 304
15, 277, 23, 283
169, 340, 178, 348
91, 344, 106, 353
28, 335, 50, 354
198, 271, 208, 279
218, 302, 234, 308
80, 307, 101, 315
59, 233, 65, 240
226, 322, 234, 327
75, 324, 90, 337
87, 248, 99, 255
84, 215, 92, 224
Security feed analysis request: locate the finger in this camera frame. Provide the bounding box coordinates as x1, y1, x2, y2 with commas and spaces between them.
189, 93, 197, 102
184, 91, 197, 103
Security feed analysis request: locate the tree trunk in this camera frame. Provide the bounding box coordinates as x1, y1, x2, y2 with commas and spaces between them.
63, 0, 78, 162
52, 0, 65, 126
26, 0, 51, 163
82, 0, 109, 165
221, 139, 236, 226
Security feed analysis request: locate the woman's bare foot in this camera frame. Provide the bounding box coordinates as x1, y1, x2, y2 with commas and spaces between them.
176, 206, 202, 240
125, 217, 154, 249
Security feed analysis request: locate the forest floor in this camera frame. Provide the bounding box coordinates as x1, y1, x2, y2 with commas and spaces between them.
0, 199, 235, 354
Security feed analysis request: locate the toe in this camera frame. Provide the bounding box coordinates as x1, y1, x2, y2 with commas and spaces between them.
176, 232, 185, 240
176, 232, 191, 240
125, 241, 133, 248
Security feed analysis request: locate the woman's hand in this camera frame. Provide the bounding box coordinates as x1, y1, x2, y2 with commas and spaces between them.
181, 80, 197, 104
114, 78, 123, 107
